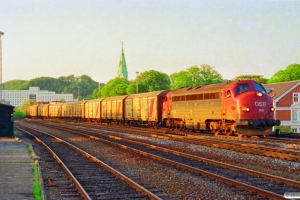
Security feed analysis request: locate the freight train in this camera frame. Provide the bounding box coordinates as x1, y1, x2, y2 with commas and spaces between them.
26, 80, 281, 136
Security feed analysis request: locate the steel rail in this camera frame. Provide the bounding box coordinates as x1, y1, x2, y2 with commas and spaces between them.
17, 125, 162, 200
17, 127, 92, 200
21, 122, 288, 199
23, 120, 300, 188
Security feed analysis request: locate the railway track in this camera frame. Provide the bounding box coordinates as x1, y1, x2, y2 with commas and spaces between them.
40, 119, 300, 162
17, 125, 162, 200
16, 120, 300, 199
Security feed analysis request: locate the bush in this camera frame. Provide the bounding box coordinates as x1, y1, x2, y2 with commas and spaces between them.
14, 109, 26, 119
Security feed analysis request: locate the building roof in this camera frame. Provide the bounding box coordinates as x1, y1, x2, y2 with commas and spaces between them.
263, 80, 300, 100
0, 103, 14, 108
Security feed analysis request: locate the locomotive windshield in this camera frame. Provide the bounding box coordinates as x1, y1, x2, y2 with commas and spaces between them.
234, 83, 251, 94
253, 82, 267, 94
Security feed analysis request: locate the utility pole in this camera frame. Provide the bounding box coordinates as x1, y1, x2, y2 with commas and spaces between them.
0, 31, 4, 103
136, 72, 139, 94
77, 87, 80, 100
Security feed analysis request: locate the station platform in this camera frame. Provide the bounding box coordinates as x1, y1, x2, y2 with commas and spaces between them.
0, 138, 35, 200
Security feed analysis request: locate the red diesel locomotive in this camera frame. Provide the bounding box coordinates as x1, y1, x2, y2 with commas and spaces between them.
26, 80, 280, 136
162, 80, 280, 136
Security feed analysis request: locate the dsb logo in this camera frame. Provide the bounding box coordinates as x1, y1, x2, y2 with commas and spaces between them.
255, 101, 266, 107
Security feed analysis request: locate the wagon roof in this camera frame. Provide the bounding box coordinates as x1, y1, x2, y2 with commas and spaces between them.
38, 104, 50, 107
49, 103, 64, 106
126, 90, 169, 99
102, 95, 128, 101
30, 105, 39, 107
64, 100, 87, 105
85, 98, 105, 103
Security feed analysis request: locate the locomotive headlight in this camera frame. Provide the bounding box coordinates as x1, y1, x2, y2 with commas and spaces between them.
256, 92, 263, 97
270, 107, 275, 112
242, 107, 250, 112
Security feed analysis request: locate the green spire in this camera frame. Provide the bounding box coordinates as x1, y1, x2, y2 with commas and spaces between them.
117, 42, 128, 80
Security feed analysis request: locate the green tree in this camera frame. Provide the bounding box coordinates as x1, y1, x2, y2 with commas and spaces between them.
233, 75, 268, 83
2, 80, 29, 90
199, 64, 223, 84
3, 74, 99, 100
170, 65, 223, 89
28, 77, 57, 91
101, 78, 129, 97
267, 64, 300, 83
77, 75, 99, 100
127, 70, 170, 94
92, 83, 105, 99
14, 99, 37, 119
18, 99, 37, 112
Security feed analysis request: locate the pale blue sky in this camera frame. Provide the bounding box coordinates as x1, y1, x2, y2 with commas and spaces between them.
1, 0, 299, 83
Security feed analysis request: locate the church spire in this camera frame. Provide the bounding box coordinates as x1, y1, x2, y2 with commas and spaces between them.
117, 42, 128, 80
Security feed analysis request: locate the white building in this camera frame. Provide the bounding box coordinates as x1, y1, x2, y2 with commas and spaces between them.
1, 87, 73, 107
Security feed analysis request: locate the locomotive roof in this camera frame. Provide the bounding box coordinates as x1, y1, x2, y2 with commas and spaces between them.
126, 90, 169, 100
170, 81, 237, 95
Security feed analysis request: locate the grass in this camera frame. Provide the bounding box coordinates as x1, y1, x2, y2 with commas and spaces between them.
13, 126, 20, 138
28, 145, 42, 200
28, 145, 33, 156
274, 125, 294, 133
33, 165, 42, 200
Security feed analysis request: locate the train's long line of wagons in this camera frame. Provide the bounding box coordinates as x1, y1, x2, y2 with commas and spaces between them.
26, 90, 169, 126
27, 80, 280, 136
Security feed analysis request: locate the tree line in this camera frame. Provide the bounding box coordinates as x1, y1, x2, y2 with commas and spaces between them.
2, 74, 98, 100
3, 63, 300, 100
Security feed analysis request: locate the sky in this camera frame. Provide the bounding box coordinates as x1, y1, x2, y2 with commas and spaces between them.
0, 0, 300, 84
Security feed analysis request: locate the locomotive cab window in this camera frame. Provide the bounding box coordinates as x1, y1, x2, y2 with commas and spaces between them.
253, 82, 267, 94
234, 83, 251, 95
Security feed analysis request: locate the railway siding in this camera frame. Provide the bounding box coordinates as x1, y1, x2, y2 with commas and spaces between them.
17, 125, 161, 200
16, 121, 258, 199
16, 121, 300, 199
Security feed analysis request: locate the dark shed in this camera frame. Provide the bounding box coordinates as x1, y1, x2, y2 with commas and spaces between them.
0, 104, 14, 137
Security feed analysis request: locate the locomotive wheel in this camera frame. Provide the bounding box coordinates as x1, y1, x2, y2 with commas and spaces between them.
275, 129, 281, 136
